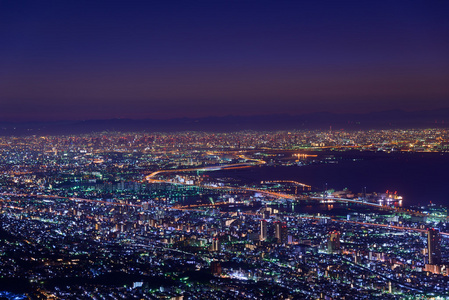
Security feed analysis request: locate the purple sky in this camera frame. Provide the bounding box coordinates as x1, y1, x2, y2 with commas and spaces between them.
1, 1, 448, 121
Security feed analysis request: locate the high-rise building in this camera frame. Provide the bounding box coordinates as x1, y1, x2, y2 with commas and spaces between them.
210, 260, 222, 275
275, 221, 288, 244
211, 237, 221, 252
428, 228, 441, 265
327, 231, 341, 254
260, 220, 267, 241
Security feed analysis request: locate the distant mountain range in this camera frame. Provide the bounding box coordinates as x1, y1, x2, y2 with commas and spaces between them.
1, 108, 449, 135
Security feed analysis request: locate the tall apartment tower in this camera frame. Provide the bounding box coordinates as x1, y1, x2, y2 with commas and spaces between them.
212, 237, 221, 252
275, 221, 288, 244
260, 220, 268, 241
327, 231, 341, 254
428, 228, 441, 265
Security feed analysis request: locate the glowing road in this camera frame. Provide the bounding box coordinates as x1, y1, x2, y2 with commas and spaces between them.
143, 152, 435, 219
145, 153, 265, 182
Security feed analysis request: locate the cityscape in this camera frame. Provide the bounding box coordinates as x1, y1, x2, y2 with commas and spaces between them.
0, 129, 448, 299
2, 1, 449, 299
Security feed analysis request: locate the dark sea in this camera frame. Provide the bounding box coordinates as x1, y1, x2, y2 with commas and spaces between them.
211, 151, 449, 208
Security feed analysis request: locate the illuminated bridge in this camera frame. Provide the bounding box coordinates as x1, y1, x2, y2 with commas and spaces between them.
309, 196, 430, 217
309, 196, 384, 208
262, 180, 312, 190
145, 154, 265, 182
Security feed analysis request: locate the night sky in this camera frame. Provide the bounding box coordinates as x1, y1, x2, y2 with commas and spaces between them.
1, 1, 449, 122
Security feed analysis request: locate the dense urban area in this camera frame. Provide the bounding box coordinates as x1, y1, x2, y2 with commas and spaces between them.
0, 129, 449, 299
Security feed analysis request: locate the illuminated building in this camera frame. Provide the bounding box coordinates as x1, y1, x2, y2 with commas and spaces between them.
275, 221, 288, 244
428, 228, 441, 265
211, 237, 220, 252
260, 220, 267, 241
327, 231, 341, 254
